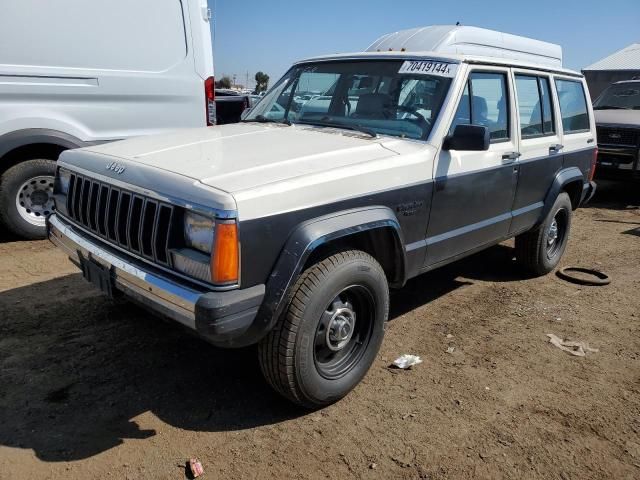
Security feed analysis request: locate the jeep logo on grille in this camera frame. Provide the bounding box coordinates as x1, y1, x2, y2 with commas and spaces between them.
106, 162, 126, 174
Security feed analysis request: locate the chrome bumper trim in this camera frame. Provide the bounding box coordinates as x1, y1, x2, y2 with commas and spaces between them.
48, 214, 201, 329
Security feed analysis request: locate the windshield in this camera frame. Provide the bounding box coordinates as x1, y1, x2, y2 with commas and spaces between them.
594, 82, 640, 110
244, 60, 455, 140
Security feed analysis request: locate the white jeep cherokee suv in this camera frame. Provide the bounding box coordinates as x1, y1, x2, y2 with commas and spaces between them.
48, 26, 597, 407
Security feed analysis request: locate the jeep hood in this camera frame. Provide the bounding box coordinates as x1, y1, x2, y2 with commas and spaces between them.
82, 123, 410, 194
595, 109, 640, 127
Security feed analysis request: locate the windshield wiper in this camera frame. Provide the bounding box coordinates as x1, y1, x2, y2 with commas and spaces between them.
593, 105, 630, 110
296, 120, 378, 138
242, 115, 291, 126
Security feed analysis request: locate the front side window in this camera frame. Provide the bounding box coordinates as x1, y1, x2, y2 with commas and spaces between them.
555, 79, 590, 133
245, 60, 454, 140
515, 75, 555, 137
450, 72, 509, 141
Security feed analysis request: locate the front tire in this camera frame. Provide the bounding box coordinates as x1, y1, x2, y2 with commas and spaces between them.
515, 192, 572, 276
0, 159, 57, 239
259, 250, 389, 408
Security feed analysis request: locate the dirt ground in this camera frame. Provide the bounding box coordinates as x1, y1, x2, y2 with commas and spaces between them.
0, 180, 639, 480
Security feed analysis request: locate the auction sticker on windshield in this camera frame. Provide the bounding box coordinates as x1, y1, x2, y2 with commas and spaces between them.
399, 60, 458, 78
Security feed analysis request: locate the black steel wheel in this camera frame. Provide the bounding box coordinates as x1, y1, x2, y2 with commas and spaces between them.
313, 285, 376, 380
516, 192, 573, 276
546, 207, 569, 260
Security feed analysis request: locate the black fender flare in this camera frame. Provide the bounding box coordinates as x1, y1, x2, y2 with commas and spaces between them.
243, 207, 406, 346
538, 167, 584, 225
0, 128, 89, 160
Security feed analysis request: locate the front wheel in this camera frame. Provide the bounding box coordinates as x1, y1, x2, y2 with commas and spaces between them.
0, 159, 57, 239
515, 192, 573, 276
259, 250, 389, 408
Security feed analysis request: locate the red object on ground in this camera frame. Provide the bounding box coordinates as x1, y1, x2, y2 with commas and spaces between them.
189, 458, 204, 478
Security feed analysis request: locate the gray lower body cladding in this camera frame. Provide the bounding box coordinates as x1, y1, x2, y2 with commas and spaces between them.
49, 147, 594, 348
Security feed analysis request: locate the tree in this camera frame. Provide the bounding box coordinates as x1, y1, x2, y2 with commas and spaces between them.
254, 72, 270, 94
215, 76, 232, 89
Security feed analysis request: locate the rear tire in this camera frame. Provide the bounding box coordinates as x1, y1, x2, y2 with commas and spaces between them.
259, 250, 389, 408
515, 192, 572, 276
0, 159, 57, 239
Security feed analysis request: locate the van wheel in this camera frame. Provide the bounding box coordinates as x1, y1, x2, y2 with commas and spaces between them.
516, 192, 572, 276
0, 159, 57, 240
259, 250, 389, 408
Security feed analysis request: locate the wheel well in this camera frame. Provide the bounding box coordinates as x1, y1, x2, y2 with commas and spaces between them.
304, 227, 405, 287
0, 143, 67, 174
562, 180, 583, 209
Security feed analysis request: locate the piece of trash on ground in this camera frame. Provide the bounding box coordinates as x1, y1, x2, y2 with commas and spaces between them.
188, 458, 204, 478
446, 346, 455, 354
392, 354, 423, 369
546, 334, 598, 357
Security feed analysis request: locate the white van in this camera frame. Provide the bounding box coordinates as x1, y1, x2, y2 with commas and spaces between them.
0, 0, 214, 239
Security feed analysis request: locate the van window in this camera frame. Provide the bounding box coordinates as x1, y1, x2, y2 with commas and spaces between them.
515, 75, 555, 137
555, 79, 590, 133
1, 0, 187, 72
450, 72, 509, 142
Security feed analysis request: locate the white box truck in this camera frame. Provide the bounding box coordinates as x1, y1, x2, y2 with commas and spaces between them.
0, 0, 215, 239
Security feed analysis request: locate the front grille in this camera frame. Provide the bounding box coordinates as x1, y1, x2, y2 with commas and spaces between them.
66, 172, 176, 266
597, 126, 640, 147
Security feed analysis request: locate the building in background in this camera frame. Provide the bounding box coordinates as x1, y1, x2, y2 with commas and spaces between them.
583, 43, 640, 100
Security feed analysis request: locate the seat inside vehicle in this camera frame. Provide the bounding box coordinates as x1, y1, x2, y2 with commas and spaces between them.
352, 93, 393, 119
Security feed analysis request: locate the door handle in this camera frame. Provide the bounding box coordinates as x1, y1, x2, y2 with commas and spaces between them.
549, 144, 564, 153
501, 151, 521, 163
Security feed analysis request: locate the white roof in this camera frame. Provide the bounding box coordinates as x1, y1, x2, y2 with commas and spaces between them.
583, 43, 640, 71
366, 25, 563, 68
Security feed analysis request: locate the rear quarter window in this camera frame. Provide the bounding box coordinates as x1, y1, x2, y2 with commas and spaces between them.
0, 0, 187, 72
555, 79, 590, 134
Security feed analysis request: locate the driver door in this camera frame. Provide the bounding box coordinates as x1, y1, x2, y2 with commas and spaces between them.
425, 67, 520, 267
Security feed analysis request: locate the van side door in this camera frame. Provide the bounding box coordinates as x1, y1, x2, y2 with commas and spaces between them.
425, 67, 519, 267
509, 71, 563, 233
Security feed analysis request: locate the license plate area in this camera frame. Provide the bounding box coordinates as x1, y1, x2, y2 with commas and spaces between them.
78, 253, 115, 298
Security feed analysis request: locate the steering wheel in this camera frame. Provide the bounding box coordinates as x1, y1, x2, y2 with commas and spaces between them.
395, 105, 430, 125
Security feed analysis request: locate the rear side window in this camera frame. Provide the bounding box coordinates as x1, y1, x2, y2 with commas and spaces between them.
515, 75, 556, 137
555, 79, 590, 133
1, 0, 187, 72
450, 72, 510, 142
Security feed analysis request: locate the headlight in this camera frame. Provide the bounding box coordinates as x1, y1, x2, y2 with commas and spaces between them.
56, 167, 72, 195
184, 211, 215, 254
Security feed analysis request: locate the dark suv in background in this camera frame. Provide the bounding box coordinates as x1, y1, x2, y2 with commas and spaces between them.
594, 80, 640, 180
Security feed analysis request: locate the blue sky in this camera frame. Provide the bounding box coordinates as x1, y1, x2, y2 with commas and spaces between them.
209, 0, 639, 88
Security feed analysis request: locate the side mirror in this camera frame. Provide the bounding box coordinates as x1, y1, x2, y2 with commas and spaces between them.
443, 124, 490, 151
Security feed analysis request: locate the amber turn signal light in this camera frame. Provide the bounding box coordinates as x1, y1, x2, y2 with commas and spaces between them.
211, 222, 239, 284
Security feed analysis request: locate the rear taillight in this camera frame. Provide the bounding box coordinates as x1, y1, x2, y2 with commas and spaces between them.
589, 147, 598, 181
204, 76, 216, 126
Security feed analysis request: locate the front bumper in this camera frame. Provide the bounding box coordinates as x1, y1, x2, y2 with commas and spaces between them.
596, 145, 640, 179
48, 214, 265, 347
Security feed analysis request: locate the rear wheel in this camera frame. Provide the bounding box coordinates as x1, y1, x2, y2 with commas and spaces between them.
0, 159, 57, 239
515, 192, 572, 276
259, 250, 389, 408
